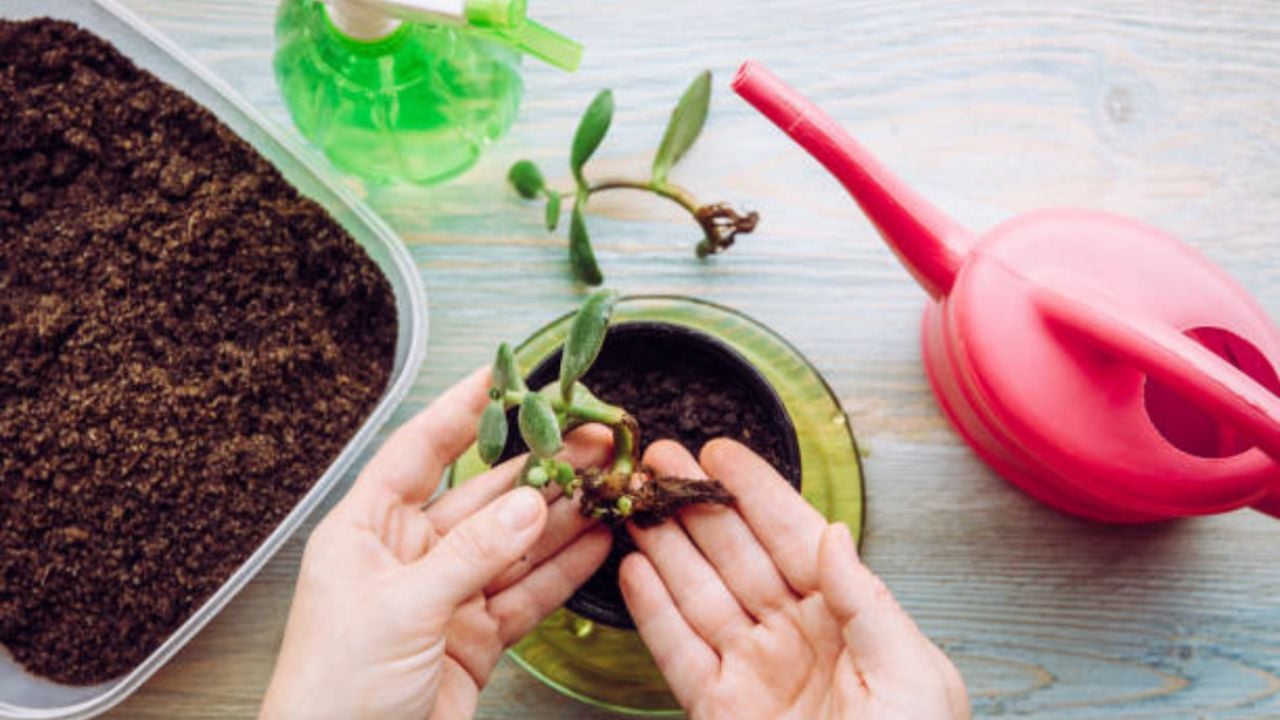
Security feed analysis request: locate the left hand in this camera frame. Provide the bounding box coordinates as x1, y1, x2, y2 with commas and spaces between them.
260, 368, 613, 720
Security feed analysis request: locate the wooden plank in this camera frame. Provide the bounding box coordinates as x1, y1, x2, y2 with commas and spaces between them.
100, 0, 1280, 716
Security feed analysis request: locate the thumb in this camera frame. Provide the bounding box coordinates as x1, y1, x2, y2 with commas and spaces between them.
407, 487, 548, 612
819, 522, 925, 665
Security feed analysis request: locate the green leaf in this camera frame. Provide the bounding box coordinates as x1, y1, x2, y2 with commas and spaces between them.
652, 70, 712, 185
568, 203, 603, 286
544, 190, 562, 231
559, 289, 618, 399
518, 392, 562, 458
477, 399, 508, 465
570, 90, 614, 186
508, 160, 546, 199
492, 342, 526, 397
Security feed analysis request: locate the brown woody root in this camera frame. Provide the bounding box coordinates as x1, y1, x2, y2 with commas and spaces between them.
576, 469, 736, 527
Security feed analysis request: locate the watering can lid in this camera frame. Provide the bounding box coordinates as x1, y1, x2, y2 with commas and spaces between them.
949, 208, 1280, 515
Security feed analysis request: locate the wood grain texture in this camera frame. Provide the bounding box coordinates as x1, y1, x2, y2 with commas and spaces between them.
102, 0, 1280, 717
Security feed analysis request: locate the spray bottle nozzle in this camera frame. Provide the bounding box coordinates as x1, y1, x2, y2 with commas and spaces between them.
328, 0, 581, 71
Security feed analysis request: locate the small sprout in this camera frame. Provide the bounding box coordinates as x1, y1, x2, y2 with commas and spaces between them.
555, 459, 576, 488
478, 294, 737, 527
525, 465, 550, 488
507, 71, 757, 285
508, 160, 546, 199
477, 398, 508, 465
518, 392, 562, 458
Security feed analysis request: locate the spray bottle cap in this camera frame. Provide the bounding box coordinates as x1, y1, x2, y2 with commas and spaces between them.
326, 0, 582, 71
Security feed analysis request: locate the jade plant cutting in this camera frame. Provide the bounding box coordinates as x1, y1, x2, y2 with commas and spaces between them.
507, 71, 759, 285
476, 290, 734, 526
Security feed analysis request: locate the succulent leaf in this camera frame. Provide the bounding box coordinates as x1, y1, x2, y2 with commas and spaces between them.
570, 90, 614, 187
518, 392, 563, 458
652, 70, 712, 184
477, 399, 508, 465
559, 289, 618, 400
508, 160, 546, 199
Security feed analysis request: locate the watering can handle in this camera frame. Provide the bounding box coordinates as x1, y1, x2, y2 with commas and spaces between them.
1033, 282, 1280, 516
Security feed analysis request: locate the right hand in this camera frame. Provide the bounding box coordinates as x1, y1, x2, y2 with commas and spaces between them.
619, 438, 969, 720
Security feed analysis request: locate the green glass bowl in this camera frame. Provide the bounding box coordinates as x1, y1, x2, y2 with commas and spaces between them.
450, 295, 864, 715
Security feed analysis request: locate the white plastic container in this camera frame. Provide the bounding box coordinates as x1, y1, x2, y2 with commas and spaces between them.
0, 1, 429, 717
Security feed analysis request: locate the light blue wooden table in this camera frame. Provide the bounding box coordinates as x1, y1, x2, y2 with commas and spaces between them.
109, 0, 1280, 716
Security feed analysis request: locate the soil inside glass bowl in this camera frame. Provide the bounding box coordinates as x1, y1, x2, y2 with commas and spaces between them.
0, 18, 397, 685
500, 322, 801, 629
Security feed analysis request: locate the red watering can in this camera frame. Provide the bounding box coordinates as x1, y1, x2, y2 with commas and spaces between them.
733, 61, 1280, 523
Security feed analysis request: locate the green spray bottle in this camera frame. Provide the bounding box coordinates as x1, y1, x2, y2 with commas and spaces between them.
274, 0, 581, 184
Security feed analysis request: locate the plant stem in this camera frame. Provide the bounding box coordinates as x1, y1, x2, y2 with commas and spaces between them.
505, 390, 625, 424
563, 402, 625, 426
502, 389, 634, 484
586, 177, 702, 217
609, 414, 639, 478
582, 177, 758, 258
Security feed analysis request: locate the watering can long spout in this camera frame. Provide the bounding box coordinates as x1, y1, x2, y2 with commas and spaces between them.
732, 61, 973, 299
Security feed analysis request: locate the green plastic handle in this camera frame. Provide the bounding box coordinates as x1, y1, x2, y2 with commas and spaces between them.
504, 19, 582, 71
465, 0, 582, 71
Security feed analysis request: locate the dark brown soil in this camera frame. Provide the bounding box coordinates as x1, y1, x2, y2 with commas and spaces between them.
506, 323, 800, 628
0, 18, 397, 684
582, 334, 798, 480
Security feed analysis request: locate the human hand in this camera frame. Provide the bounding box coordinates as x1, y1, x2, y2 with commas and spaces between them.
260, 369, 612, 720
620, 439, 969, 720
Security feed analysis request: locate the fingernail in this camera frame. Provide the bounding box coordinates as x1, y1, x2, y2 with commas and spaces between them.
498, 488, 542, 530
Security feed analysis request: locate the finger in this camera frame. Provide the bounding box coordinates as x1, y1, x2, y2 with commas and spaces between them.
426, 424, 612, 534
644, 440, 794, 620
629, 513, 752, 650
486, 494, 598, 594
428, 658, 479, 720
401, 487, 547, 613
819, 522, 926, 666
356, 366, 492, 504
490, 528, 613, 643
619, 553, 718, 709
443, 596, 505, 691
700, 438, 826, 594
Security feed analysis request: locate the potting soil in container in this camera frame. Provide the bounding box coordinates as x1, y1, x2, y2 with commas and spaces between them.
0, 18, 397, 684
